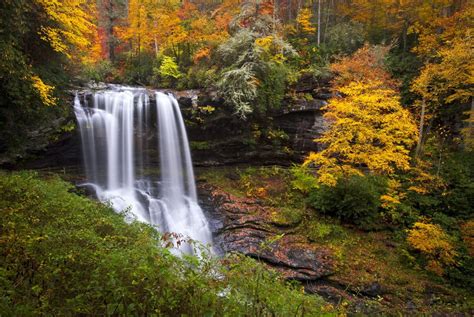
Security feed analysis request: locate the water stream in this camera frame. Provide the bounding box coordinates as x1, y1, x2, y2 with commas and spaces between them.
74, 85, 212, 254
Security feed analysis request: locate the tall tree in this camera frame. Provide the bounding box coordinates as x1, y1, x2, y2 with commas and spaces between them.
0, 0, 95, 158
305, 45, 418, 185
410, 4, 473, 154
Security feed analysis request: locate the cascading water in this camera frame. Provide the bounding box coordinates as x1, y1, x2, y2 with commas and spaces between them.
74, 85, 212, 254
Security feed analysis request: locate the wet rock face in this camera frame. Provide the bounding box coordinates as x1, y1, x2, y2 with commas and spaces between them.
198, 183, 335, 281
183, 90, 329, 166
17, 86, 328, 169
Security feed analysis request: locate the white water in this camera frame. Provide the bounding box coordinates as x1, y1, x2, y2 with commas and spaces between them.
74, 86, 212, 254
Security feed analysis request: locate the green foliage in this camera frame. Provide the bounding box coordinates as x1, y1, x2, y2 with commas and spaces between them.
305, 221, 348, 243
385, 49, 422, 105
290, 165, 318, 194
217, 63, 257, 118
0, 171, 333, 316
184, 65, 218, 89
435, 152, 474, 219
81, 60, 119, 83
308, 175, 388, 229
216, 26, 297, 119
190, 141, 211, 150
0, 0, 71, 160
255, 62, 289, 113
323, 22, 365, 57
158, 55, 182, 80
271, 207, 304, 227
221, 254, 331, 316
403, 151, 474, 219
122, 52, 156, 85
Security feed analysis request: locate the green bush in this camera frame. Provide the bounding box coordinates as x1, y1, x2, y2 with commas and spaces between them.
323, 22, 364, 57
0, 171, 333, 316
290, 165, 318, 194
255, 62, 289, 114
437, 152, 474, 218
403, 151, 474, 220
308, 175, 388, 229
81, 60, 118, 83
184, 65, 218, 89
153, 55, 182, 88
122, 52, 156, 85
216, 27, 296, 119
305, 221, 348, 243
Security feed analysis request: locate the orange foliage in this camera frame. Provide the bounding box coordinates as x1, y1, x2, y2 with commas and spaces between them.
193, 47, 211, 63
339, 0, 456, 40
258, 1, 274, 16
116, 0, 235, 63
330, 44, 398, 90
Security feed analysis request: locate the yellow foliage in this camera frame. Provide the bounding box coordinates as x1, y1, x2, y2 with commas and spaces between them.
411, 35, 474, 107
407, 222, 458, 275
410, 6, 473, 149
255, 187, 268, 199
31, 75, 57, 106
411, 4, 472, 58
305, 81, 418, 185
296, 8, 316, 33
35, 0, 95, 59
407, 186, 427, 194
380, 179, 404, 212
254, 35, 291, 64
118, 0, 233, 63
406, 159, 445, 195
341, 0, 454, 42
255, 36, 274, 51
380, 194, 400, 207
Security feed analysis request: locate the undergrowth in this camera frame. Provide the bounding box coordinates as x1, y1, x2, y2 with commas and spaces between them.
0, 171, 335, 316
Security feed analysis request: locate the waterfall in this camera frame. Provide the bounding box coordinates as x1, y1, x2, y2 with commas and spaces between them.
74, 86, 212, 254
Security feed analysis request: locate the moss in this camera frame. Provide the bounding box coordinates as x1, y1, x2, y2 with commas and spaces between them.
190, 141, 211, 150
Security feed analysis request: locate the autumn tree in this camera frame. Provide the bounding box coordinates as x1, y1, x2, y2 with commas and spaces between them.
330, 44, 397, 89
96, 0, 128, 62
409, 4, 472, 155
407, 221, 458, 276
217, 1, 297, 118
305, 45, 418, 185
0, 0, 95, 158
338, 0, 458, 47
116, 0, 238, 84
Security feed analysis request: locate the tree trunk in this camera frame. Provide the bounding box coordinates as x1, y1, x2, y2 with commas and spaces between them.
317, 0, 321, 45
402, 22, 408, 52
469, 98, 474, 129
415, 100, 426, 158
465, 98, 474, 150
273, 0, 278, 32
323, 0, 330, 43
